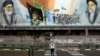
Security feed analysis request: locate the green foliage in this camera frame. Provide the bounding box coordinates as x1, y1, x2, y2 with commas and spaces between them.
42, 32, 51, 41
95, 45, 100, 49
34, 1, 43, 9
31, 32, 40, 39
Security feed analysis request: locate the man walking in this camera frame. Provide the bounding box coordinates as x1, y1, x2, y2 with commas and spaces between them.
49, 40, 56, 56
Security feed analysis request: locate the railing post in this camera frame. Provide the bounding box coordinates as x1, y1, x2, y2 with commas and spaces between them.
85, 28, 89, 38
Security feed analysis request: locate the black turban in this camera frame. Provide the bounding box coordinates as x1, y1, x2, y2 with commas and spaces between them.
87, 0, 97, 6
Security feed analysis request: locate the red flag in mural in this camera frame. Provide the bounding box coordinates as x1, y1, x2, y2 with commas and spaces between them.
19, 0, 34, 8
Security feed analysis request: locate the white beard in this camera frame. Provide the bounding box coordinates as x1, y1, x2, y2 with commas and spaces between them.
88, 9, 94, 13
5, 11, 13, 16
4, 9, 13, 15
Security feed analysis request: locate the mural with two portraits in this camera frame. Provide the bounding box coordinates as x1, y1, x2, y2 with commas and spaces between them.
0, 0, 100, 26
0, 0, 44, 26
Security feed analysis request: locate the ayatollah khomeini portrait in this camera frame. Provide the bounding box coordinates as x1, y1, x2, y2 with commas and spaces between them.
0, 0, 25, 26
79, 0, 100, 25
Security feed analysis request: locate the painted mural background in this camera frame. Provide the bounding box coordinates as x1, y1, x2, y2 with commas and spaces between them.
0, 0, 100, 26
